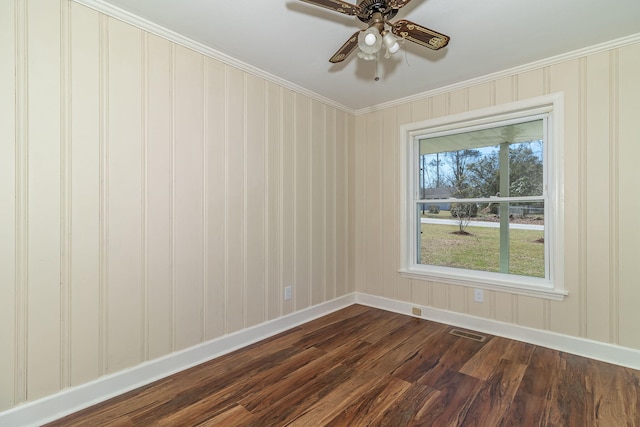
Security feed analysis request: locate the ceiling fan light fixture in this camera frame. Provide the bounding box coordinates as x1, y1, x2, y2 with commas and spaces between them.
358, 27, 382, 54
382, 31, 400, 54
300, 0, 450, 64
357, 51, 377, 61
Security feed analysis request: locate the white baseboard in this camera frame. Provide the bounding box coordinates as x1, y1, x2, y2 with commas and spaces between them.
4, 291, 639, 426
0, 294, 356, 427
355, 292, 640, 370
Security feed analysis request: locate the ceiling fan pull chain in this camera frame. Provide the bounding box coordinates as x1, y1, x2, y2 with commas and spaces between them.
404, 42, 411, 67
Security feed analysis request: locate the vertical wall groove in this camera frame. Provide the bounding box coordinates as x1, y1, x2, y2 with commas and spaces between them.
59, 0, 72, 389
222, 64, 229, 332
577, 58, 588, 337
169, 43, 176, 350
292, 94, 297, 309
278, 87, 284, 315
242, 73, 248, 328
609, 49, 620, 344
307, 101, 312, 307
542, 67, 551, 330
263, 80, 270, 318
140, 31, 148, 361
322, 105, 327, 302
201, 57, 208, 340
14, 0, 28, 404
331, 108, 337, 299
98, 13, 109, 375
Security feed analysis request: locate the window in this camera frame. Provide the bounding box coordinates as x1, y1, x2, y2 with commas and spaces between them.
400, 94, 566, 300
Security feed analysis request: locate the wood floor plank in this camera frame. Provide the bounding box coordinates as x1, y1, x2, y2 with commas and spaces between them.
459, 336, 513, 380
321, 376, 413, 426
285, 370, 383, 426
194, 404, 256, 426
247, 364, 357, 425
45, 305, 640, 427
499, 391, 550, 427
458, 359, 528, 426
417, 371, 483, 425
372, 382, 441, 427
390, 327, 458, 383
518, 346, 562, 399
548, 353, 592, 426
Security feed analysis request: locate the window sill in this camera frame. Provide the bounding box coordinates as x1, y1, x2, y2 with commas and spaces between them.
399, 267, 568, 301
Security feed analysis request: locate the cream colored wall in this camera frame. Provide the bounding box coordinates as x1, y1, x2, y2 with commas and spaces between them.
355, 43, 640, 351
0, 0, 355, 411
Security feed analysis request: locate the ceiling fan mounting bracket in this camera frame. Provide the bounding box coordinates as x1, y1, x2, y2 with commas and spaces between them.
356, 0, 397, 23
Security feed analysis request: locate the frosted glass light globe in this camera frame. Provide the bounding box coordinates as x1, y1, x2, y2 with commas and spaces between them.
364, 32, 377, 46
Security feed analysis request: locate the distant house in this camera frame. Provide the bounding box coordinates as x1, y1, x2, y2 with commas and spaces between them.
420, 186, 453, 211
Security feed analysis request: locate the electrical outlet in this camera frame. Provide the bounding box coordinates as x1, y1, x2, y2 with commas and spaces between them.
412, 307, 422, 316
284, 286, 292, 301
474, 288, 484, 303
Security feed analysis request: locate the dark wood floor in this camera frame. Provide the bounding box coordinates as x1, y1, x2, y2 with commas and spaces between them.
47, 305, 640, 426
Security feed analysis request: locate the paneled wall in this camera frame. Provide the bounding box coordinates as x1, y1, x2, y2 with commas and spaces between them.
355, 42, 640, 350
0, 0, 355, 411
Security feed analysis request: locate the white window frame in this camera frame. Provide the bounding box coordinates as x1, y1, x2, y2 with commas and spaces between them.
399, 93, 566, 300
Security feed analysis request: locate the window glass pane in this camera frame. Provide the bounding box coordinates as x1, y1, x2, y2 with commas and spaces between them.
419, 220, 501, 273
507, 202, 545, 278
418, 201, 545, 277
417, 119, 544, 200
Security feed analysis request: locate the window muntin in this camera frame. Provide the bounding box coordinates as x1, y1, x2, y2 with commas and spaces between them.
400, 95, 566, 300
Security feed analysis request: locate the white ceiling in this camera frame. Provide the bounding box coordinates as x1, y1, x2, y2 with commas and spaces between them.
89, 0, 640, 111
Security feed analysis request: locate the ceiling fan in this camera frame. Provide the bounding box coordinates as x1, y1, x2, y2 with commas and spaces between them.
300, 0, 450, 63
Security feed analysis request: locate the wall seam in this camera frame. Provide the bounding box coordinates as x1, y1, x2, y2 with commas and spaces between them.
140, 30, 148, 361
15, 0, 29, 404
307, 100, 312, 307
60, 0, 72, 389
278, 86, 284, 316
378, 111, 383, 298
609, 49, 620, 344
263, 80, 270, 321
542, 67, 551, 331
169, 42, 176, 350
322, 104, 327, 303
332, 108, 337, 299
292, 94, 297, 310
202, 56, 208, 341
392, 107, 399, 300
578, 58, 588, 337
223, 64, 229, 333
242, 73, 248, 328
98, 12, 109, 376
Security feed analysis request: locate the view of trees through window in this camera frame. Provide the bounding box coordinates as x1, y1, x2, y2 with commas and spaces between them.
416, 119, 546, 278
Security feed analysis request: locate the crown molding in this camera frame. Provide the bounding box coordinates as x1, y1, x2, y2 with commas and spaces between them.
356, 32, 640, 115
67, 1, 640, 117
71, 0, 355, 115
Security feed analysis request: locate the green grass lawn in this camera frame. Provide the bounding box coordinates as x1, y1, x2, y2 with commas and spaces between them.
420, 223, 545, 277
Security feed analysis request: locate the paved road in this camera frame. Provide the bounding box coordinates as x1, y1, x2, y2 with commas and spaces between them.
421, 218, 544, 231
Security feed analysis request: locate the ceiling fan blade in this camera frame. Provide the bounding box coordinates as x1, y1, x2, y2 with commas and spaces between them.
391, 19, 450, 50
299, 0, 360, 16
329, 31, 360, 63
388, 0, 413, 9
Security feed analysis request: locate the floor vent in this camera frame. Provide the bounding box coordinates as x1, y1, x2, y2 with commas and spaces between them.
449, 329, 487, 342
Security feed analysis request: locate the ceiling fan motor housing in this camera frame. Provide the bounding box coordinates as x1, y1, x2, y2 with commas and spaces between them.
356, 0, 398, 22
